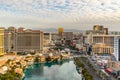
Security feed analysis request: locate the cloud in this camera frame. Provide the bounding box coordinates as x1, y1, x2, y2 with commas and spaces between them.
0, 0, 120, 30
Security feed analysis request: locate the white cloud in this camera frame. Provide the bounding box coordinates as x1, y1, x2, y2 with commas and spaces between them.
0, 0, 120, 30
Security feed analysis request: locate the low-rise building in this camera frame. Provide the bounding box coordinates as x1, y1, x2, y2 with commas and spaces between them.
51, 32, 59, 41
62, 32, 73, 40
92, 43, 114, 54
14, 68, 23, 75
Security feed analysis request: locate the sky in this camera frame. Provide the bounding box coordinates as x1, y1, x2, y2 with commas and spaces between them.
0, 0, 120, 31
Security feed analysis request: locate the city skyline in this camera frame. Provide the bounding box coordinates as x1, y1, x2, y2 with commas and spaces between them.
0, 0, 120, 31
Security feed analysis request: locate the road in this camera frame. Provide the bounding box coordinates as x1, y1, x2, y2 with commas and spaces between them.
70, 48, 117, 80
87, 57, 116, 80
79, 57, 103, 80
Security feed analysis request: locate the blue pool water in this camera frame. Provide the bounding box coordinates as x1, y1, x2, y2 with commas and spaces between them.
23, 60, 82, 80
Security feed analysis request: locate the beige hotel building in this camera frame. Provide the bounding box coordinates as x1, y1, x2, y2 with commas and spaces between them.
4, 27, 44, 53
16, 29, 44, 52
87, 35, 120, 55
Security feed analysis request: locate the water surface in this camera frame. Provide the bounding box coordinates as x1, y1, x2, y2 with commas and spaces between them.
23, 60, 82, 80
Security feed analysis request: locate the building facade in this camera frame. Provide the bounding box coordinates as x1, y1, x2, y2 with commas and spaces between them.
114, 37, 120, 61
62, 32, 73, 40
4, 27, 44, 53
4, 27, 17, 52
0, 28, 4, 55
109, 31, 120, 35
93, 35, 115, 47
83, 34, 120, 60
44, 33, 51, 47
51, 32, 59, 41
92, 35, 120, 61
16, 29, 43, 52
87, 32, 93, 45
86, 25, 108, 35
58, 27, 64, 39
92, 43, 114, 54
103, 28, 108, 35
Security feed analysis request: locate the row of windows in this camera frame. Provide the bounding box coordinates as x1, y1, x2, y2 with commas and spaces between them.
93, 48, 113, 53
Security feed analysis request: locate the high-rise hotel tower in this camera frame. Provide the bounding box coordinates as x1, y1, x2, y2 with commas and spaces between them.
0, 28, 4, 56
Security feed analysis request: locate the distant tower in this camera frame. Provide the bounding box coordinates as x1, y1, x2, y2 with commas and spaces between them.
58, 27, 64, 39
0, 28, 4, 56
8, 32, 11, 53
104, 28, 108, 35
93, 25, 104, 31
87, 32, 93, 45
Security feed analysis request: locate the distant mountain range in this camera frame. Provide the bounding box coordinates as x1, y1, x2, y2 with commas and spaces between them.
34, 28, 85, 33
33, 27, 120, 33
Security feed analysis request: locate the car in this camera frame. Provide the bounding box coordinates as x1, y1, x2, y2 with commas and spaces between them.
117, 76, 120, 80
100, 66, 105, 69
92, 57, 97, 61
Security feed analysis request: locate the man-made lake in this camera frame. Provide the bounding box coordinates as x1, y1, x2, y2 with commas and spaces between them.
23, 60, 83, 80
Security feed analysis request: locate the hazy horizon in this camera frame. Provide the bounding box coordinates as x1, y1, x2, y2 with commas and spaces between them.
0, 0, 120, 31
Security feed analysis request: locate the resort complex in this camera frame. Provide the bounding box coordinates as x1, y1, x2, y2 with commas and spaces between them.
0, 26, 120, 80
1, 0, 120, 79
